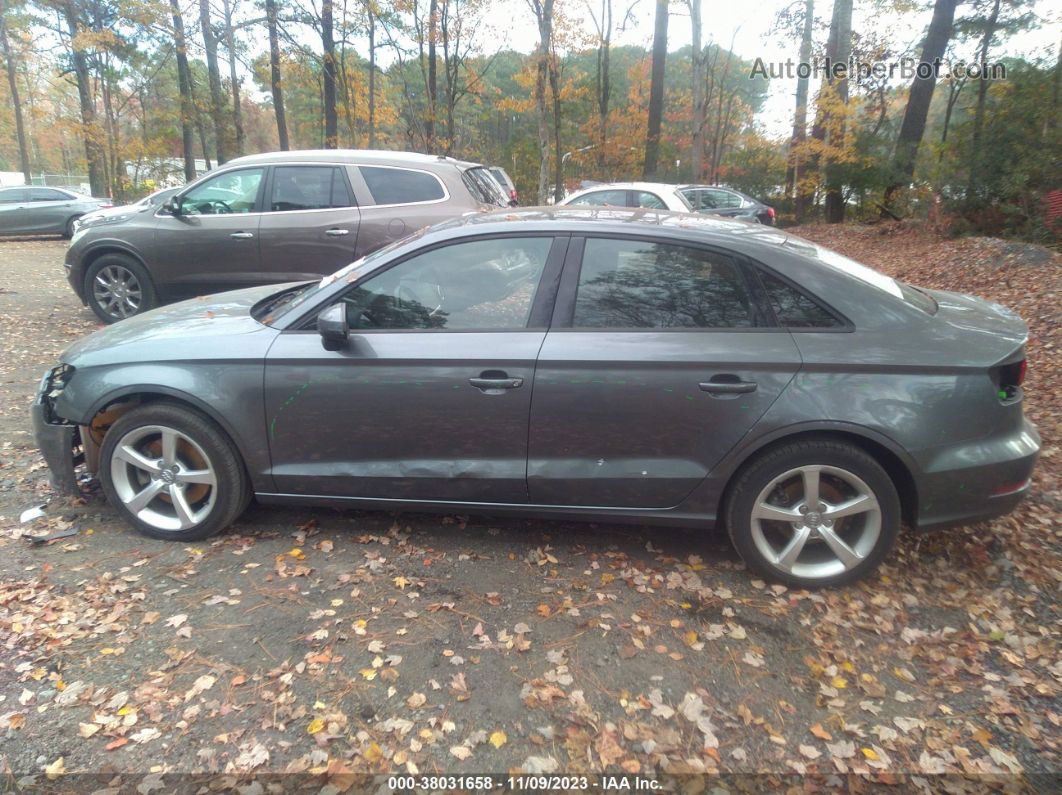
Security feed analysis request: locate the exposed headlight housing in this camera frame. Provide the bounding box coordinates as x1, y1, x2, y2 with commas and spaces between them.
43, 364, 75, 400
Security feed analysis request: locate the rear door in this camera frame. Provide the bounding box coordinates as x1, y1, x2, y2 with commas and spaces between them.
527, 235, 802, 508
258, 164, 361, 280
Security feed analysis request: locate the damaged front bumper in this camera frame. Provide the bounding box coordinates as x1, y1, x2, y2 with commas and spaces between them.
31, 369, 84, 496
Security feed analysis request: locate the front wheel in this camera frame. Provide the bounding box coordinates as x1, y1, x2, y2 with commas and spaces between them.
85, 254, 157, 323
725, 439, 900, 588
99, 403, 249, 541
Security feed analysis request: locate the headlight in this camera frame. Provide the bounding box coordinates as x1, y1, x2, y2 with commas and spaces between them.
43, 364, 75, 399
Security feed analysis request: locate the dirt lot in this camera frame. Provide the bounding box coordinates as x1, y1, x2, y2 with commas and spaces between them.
0, 226, 1059, 790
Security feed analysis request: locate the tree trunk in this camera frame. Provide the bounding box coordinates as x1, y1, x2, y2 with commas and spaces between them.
367, 5, 376, 147
688, 0, 704, 182
785, 0, 814, 200
199, 0, 228, 163
321, 0, 338, 147
823, 0, 852, 223
61, 2, 105, 196
169, 0, 196, 181
189, 75, 212, 170
883, 0, 957, 209
594, 0, 612, 172
642, 0, 668, 180
548, 36, 562, 201
529, 0, 555, 204
425, 0, 438, 152
265, 0, 289, 149
0, 1, 31, 185
967, 0, 1001, 200
222, 0, 244, 156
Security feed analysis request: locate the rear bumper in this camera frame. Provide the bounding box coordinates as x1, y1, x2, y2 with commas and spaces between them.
914, 419, 1040, 531
31, 398, 82, 496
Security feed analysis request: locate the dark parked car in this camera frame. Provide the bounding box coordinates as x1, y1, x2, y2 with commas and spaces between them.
66, 150, 509, 323
488, 166, 519, 205
680, 185, 775, 225
34, 208, 1039, 587
0, 186, 112, 238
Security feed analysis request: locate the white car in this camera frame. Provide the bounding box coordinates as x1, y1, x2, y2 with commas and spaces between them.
559, 182, 693, 212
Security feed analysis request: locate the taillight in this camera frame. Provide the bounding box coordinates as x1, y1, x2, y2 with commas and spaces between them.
995, 358, 1026, 401
767, 206, 776, 219
1016, 359, 1027, 385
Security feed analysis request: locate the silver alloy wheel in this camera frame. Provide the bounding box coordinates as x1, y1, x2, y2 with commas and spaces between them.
109, 424, 217, 532
92, 264, 143, 319
749, 464, 881, 581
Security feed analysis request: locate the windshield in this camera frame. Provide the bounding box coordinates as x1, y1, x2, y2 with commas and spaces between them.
260, 236, 414, 325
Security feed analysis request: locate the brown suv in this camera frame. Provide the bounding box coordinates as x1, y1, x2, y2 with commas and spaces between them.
65, 150, 509, 322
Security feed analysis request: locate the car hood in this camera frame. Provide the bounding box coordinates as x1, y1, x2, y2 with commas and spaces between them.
62, 285, 281, 367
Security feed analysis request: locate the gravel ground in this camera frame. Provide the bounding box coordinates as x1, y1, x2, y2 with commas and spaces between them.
0, 229, 1059, 791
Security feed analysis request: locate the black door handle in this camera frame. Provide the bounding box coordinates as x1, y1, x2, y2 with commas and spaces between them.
469, 377, 524, 391
699, 380, 757, 394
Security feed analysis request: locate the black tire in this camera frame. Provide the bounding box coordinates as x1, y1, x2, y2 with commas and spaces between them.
724, 438, 900, 588
63, 216, 82, 239
99, 402, 249, 542
85, 254, 157, 323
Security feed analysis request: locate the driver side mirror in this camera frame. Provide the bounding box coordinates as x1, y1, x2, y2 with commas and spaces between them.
317, 304, 349, 350
163, 196, 182, 215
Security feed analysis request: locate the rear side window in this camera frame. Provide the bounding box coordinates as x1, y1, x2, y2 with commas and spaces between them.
573, 238, 753, 329
360, 166, 445, 205
758, 270, 843, 328
31, 188, 70, 201
269, 166, 353, 211
0, 188, 28, 203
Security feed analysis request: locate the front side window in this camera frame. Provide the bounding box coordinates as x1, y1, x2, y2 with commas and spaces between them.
567, 190, 627, 207
759, 270, 842, 328
360, 166, 445, 205
179, 168, 264, 215
268, 165, 352, 212
336, 236, 553, 330
573, 238, 753, 329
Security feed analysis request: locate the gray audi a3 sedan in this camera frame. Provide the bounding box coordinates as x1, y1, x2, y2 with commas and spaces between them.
34, 208, 1039, 587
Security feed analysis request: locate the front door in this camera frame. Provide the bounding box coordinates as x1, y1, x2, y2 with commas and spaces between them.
258, 164, 361, 281
153, 166, 266, 296
527, 235, 802, 508
264, 234, 566, 502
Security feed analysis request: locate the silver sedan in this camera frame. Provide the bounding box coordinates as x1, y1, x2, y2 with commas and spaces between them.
0, 186, 112, 238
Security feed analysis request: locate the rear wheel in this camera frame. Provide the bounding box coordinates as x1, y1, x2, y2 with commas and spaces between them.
99, 403, 248, 541
85, 254, 157, 323
725, 439, 900, 587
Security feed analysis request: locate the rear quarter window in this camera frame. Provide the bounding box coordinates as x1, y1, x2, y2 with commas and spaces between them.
359, 166, 446, 205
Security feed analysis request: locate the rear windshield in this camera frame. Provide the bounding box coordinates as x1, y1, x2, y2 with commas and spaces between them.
462, 166, 508, 206
805, 243, 935, 313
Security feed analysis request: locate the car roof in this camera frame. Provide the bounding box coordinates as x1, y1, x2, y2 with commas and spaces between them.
424, 206, 794, 256
569, 181, 683, 194
225, 149, 484, 170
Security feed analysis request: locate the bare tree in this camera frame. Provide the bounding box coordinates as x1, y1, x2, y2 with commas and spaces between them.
642, 0, 668, 179
56, 0, 105, 196
822, 0, 852, 223
264, 0, 289, 149
168, 0, 197, 180
526, 0, 556, 204
321, 0, 338, 147
221, 0, 244, 156
784, 0, 814, 201
687, 0, 704, 181
199, 0, 228, 162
